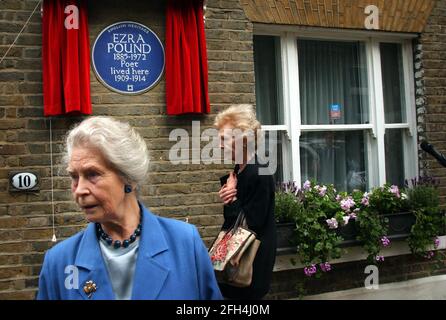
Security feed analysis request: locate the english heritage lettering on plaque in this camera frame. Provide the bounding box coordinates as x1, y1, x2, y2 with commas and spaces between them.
92, 21, 165, 95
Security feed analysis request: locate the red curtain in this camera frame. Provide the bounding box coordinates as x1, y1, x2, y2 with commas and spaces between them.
42, 0, 92, 116
165, 0, 210, 115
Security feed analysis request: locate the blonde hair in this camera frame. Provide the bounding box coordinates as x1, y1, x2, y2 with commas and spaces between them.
214, 104, 263, 151
214, 104, 261, 133
63, 116, 150, 187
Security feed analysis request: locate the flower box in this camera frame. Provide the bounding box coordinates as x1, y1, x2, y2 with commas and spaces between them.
276, 222, 296, 255
277, 211, 419, 253
337, 219, 360, 247
275, 178, 446, 273
385, 211, 416, 239
338, 211, 416, 246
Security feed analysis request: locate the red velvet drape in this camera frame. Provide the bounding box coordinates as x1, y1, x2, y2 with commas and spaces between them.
42, 0, 92, 116
165, 0, 210, 115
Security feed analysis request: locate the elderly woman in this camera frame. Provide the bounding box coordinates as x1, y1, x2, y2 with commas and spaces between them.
214, 104, 276, 300
37, 116, 222, 300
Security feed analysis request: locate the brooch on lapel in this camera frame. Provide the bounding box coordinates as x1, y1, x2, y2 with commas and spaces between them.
83, 280, 97, 298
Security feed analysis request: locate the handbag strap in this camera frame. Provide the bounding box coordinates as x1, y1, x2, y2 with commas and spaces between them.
230, 210, 247, 235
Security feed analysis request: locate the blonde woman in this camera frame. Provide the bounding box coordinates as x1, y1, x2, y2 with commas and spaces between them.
214, 104, 276, 299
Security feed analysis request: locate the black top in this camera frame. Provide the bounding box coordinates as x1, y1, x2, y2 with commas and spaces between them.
218, 157, 276, 299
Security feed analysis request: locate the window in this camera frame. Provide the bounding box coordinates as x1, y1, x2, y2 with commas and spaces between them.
254, 35, 291, 183
254, 30, 417, 192
253, 35, 282, 126
298, 39, 369, 191
380, 43, 410, 187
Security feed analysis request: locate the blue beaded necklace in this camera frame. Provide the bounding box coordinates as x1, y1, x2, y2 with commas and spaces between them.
96, 215, 142, 249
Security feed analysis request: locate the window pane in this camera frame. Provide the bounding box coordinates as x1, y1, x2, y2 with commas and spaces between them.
254, 35, 283, 125
385, 129, 405, 187
298, 40, 369, 125
300, 131, 367, 192
262, 131, 284, 183
380, 43, 406, 123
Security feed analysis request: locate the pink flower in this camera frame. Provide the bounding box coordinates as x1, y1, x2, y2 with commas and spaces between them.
361, 192, 369, 206
381, 236, 391, 247
319, 186, 327, 197
434, 237, 440, 249
320, 262, 332, 272
336, 194, 342, 201
326, 218, 338, 229
304, 264, 317, 276
342, 216, 350, 226
375, 255, 385, 262
390, 185, 400, 198
303, 180, 311, 190
425, 251, 435, 259
361, 198, 369, 206
340, 197, 355, 212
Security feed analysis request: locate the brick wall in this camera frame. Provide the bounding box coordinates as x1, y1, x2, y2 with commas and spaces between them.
267, 250, 446, 299
0, 0, 255, 299
419, 0, 446, 202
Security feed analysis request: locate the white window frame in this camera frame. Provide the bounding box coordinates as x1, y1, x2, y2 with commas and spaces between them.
255, 25, 418, 190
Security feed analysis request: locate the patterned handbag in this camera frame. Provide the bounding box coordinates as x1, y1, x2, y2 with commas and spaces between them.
208, 211, 261, 287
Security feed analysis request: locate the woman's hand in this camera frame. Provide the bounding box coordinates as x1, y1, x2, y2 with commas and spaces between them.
226, 172, 237, 189
219, 185, 237, 205
219, 172, 238, 205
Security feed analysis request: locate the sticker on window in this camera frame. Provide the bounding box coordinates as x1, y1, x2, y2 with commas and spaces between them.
330, 104, 341, 120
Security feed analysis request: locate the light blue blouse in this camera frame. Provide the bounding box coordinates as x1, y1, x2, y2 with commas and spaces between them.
99, 238, 139, 300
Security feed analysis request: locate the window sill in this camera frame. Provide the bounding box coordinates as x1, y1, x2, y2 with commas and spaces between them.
273, 235, 446, 272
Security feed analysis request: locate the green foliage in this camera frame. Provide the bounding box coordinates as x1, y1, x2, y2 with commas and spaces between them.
355, 209, 388, 263
274, 177, 445, 279
406, 185, 440, 210
408, 208, 443, 257
406, 178, 445, 258
275, 181, 347, 277
275, 187, 303, 223
352, 187, 395, 263
367, 184, 408, 214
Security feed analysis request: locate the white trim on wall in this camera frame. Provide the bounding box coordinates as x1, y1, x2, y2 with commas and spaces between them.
370, 39, 387, 186
274, 236, 446, 272
402, 40, 419, 181
254, 24, 419, 41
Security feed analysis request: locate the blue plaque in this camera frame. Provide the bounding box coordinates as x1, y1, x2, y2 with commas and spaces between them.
92, 21, 165, 95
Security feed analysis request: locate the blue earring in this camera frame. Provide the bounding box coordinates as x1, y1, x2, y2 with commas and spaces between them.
124, 185, 132, 193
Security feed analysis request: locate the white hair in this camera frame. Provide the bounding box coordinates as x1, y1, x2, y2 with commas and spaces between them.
64, 116, 150, 187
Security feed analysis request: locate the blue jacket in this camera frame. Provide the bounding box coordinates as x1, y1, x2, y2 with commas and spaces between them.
37, 203, 222, 300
